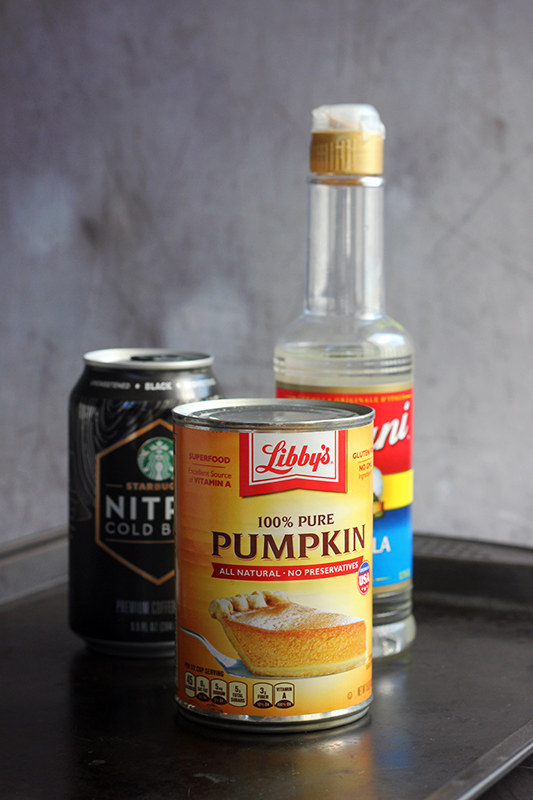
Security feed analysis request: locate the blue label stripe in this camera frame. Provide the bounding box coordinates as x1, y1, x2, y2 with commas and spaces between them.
372, 505, 412, 586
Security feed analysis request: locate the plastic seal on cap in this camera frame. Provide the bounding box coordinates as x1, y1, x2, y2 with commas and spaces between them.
311, 104, 385, 137
310, 103, 385, 176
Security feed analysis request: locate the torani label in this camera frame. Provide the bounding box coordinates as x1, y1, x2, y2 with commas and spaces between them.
277, 385, 413, 593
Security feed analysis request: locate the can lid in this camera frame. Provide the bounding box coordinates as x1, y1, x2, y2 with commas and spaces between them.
83, 348, 214, 370
172, 398, 374, 431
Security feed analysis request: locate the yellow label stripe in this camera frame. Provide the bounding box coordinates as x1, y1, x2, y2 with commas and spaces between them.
382, 470, 413, 510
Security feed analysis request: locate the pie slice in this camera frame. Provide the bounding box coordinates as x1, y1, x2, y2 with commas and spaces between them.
209, 590, 366, 678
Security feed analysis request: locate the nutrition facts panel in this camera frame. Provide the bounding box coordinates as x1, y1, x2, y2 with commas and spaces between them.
185, 673, 296, 710
185, 672, 249, 707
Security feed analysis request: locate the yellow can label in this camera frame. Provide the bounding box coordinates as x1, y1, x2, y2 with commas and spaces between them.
174, 422, 374, 720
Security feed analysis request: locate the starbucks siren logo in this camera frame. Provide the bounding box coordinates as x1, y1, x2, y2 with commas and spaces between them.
137, 437, 174, 481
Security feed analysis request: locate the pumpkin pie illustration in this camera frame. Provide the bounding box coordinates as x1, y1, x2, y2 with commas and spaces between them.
208, 590, 366, 678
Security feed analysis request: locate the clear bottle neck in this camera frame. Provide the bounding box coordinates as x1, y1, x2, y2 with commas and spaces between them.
305, 175, 385, 320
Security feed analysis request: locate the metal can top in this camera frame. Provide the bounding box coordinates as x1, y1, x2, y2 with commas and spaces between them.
83, 348, 214, 371
172, 398, 374, 432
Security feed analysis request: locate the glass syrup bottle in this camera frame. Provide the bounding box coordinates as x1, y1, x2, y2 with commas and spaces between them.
274, 104, 415, 658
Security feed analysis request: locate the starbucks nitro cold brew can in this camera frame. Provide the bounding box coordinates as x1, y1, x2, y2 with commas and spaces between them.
69, 348, 222, 658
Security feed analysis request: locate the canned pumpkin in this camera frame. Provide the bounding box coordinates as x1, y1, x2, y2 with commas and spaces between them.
173, 398, 374, 731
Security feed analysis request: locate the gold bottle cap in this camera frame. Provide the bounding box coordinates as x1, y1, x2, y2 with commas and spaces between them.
310, 104, 385, 176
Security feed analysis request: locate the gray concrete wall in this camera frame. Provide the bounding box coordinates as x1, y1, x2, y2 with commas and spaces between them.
3, 0, 533, 549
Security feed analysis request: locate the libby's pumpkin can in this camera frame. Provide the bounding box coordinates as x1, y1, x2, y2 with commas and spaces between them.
173, 398, 374, 730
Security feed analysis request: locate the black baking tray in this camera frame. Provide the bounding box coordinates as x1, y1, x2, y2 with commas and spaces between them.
2, 533, 533, 800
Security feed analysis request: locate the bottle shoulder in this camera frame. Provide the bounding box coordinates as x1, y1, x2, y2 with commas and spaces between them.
274, 313, 414, 385
275, 312, 414, 352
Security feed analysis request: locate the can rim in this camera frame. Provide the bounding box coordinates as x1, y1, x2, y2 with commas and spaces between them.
83, 348, 214, 370
172, 397, 374, 431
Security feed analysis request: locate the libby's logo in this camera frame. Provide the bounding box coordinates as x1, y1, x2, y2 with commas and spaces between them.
239, 430, 346, 496
256, 441, 331, 475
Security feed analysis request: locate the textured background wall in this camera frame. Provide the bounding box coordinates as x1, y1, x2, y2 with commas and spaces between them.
2, 0, 533, 549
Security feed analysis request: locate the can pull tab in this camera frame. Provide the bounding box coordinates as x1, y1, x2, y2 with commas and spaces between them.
130, 354, 195, 363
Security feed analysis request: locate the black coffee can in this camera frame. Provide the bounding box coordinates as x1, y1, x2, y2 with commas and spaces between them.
69, 348, 222, 657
